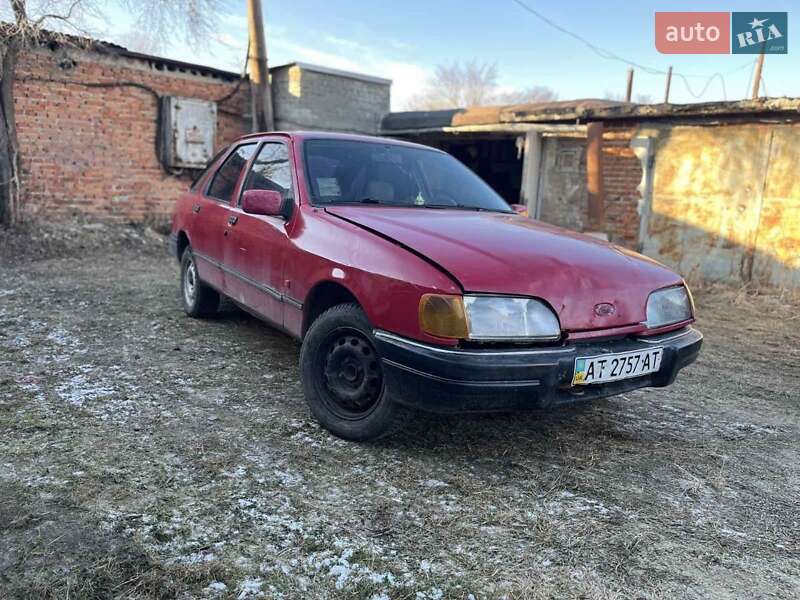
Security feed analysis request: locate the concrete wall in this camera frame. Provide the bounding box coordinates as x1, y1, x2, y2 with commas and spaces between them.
537, 137, 588, 232
271, 64, 390, 134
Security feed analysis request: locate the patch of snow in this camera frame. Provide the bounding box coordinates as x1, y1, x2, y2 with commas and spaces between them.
422, 479, 448, 488
168, 551, 217, 565
224, 465, 248, 478
205, 581, 228, 595
237, 578, 264, 599
55, 374, 114, 406
46, 327, 79, 347
274, 469, 303, 486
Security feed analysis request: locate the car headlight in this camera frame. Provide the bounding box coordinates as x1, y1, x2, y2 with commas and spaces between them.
645, 285, 693, 328
419, 294, 561, 341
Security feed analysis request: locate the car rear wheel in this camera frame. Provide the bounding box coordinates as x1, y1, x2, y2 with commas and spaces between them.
180, 247, 219, 318
300, 303, 413, 441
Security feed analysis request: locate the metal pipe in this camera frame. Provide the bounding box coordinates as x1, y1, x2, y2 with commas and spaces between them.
664, 66, 672, 103
625, 68, 634, 103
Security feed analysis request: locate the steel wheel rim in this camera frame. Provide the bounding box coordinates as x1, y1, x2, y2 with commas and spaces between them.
320, 327, 383, 419
183, 256, 197, 306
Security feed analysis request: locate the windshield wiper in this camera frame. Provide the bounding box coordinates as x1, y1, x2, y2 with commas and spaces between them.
325, 197, 383, 205
422, 204, 511, 214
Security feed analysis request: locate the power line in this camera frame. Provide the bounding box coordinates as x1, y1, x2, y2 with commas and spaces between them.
509, 0, 751, 100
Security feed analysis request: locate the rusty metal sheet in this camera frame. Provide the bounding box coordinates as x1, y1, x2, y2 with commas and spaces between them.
162, 96, 217, 169
752, 125, 800, 288
641, 123, 799, 288
643, 124, 772, 283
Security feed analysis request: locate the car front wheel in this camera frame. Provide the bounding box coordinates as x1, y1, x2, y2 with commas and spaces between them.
300, 303, 413, 441
180, 247, 220, 318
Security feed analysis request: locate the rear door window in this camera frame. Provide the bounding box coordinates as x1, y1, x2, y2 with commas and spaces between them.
190, 147, 228, 191
206, 143, 257, 202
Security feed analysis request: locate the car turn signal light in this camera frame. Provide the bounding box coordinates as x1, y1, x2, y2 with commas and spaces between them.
419, 294, 469, 339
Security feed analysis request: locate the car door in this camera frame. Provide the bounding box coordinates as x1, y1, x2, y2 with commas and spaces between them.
192, 142, 257, 291
223, 139, 297, 328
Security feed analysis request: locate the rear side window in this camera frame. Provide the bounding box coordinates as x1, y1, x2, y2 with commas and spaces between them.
191, 147, 228, 191
207, 143, 257, 202
241, 142, 293, 203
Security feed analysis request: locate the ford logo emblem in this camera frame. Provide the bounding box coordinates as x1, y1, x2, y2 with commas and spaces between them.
594, 302, 616, 317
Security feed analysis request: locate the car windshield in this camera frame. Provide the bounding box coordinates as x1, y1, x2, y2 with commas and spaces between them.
303, 138, 512, 213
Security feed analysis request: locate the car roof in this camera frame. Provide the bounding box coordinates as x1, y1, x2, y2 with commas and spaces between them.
232, 130, 444, 153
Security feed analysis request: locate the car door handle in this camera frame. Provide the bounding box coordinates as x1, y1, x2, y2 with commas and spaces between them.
192, 204, 201, 214
228, 215, 238, 226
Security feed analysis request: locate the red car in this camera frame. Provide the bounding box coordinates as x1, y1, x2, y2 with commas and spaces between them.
169, 132, 702, 440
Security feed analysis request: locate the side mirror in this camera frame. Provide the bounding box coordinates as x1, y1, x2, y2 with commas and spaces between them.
242, 189, 285, 217
510, 203, 529, 217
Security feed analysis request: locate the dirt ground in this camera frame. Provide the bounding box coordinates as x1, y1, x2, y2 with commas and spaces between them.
1, 224, 798, 599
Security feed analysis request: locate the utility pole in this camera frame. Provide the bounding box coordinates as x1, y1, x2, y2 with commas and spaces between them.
664, 66, 672, 103
625, 68, 634, 102
751, 51, 765, 99
247, 0, 274, 132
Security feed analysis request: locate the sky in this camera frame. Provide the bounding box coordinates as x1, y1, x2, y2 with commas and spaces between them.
31, 0, 800, 110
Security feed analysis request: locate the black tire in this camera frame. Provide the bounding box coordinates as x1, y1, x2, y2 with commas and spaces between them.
300, 303, 413, 441
180, 247, 219, 318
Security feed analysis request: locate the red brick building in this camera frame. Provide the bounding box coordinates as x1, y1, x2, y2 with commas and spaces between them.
14, 40, 249, 226
12, 37, 391, 227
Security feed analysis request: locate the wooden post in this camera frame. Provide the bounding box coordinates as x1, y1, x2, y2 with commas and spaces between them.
664, 66, 672, 103
625, 68, 634, 102
247, 0, 275, 132
751, 51, 765, 99
586, 122, 605, 234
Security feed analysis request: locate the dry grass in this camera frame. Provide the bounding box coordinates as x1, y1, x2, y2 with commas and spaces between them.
1, 231, 798, 599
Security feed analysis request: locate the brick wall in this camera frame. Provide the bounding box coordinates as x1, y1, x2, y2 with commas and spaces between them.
13, 46, 249, 224
601, 124, 643, 248
271, 64, 391, 134
535, 127, 642, 248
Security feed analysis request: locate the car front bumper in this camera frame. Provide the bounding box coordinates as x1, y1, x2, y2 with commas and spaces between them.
374, 327, 703, 413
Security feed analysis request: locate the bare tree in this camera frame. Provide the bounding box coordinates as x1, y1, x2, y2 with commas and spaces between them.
115, 30, 165, 55
0, 0, 221, 226
408, 60, 499, 110
495, 85, 558, 105
407, 59, 557, 110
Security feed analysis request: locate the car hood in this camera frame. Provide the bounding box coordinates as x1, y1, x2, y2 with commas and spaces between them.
325, 207, 684, 332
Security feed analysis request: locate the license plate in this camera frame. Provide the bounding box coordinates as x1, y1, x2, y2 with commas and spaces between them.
572, 348, 663, 385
